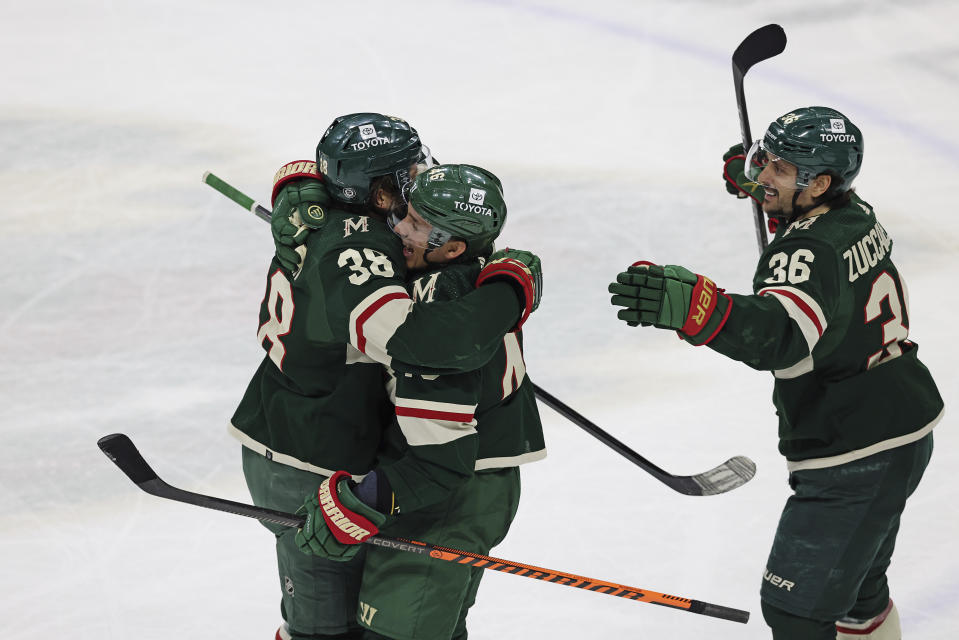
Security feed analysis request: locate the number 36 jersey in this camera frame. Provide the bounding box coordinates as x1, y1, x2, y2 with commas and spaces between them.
707, 194, 943, 470
230, 206, 522, 478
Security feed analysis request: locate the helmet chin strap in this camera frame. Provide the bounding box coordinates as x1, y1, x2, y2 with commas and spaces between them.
783, 191, 809, 226
785, 186, 845, 226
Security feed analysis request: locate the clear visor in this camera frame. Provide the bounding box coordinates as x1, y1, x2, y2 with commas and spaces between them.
396, 145, 435, 205
415, 144, 435, 175
389, 203, 452, 251
743, 139, 770, 183
743, 140, 807, 188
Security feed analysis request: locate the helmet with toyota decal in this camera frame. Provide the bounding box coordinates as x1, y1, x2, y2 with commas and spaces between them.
396, 164, 506, 259
315, 112, 428, 205
745, 106, 864, 192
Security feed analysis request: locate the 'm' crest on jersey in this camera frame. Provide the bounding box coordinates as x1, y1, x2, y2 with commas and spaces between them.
344, 216, 370, 237
411, 272, 441, 303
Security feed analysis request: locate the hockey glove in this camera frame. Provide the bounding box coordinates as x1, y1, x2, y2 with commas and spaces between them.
608, 262, 731, 346
271, 161, 333, 275
295, 471, 387, 562
722, 143, 765, 204
476, 248, 542, 331
270, 206, 309, 275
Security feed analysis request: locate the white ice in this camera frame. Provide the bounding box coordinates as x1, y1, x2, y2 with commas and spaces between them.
2, 1, 957, 638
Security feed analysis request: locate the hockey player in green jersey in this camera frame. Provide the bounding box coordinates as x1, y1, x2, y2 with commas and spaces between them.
231, 114, 542, 640
608, 106, 943, 640
294, 163, 546, 640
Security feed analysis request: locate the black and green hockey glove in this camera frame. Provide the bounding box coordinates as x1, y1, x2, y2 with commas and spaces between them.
609, 262, 731, 346
270, 161, 333, 275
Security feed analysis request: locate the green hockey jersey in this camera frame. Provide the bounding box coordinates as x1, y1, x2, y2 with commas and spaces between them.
379, 261, 547, 513
707, 194, 943, 469
230, 206, 524, 478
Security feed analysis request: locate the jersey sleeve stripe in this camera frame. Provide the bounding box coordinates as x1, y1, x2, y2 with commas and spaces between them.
396, 413, 478, 446
758, 286, 826, 350
395, 396, 477, 414
395, 406, 476, 423
349, 286, 412, 365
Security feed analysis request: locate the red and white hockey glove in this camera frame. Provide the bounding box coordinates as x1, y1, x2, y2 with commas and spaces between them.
608, 262, 731, 346
476, 248, 542, 330
295, 471, 386, 561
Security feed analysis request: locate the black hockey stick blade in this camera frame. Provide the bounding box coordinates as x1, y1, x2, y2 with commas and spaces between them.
732, 24, 786, 79
532, 385, 756, 496
97, 433, 304, 528
732, 24, 787, 253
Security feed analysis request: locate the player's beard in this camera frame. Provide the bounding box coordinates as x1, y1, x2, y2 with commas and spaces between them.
762, 187, 801, 225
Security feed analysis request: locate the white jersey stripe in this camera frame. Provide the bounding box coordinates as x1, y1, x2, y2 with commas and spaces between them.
759, 286, 827, 353
475, 448, 547, 470
348, 285, 412, 367
228, 423, 368, 482
396, 413, 478, 447
786, 408, 942, 471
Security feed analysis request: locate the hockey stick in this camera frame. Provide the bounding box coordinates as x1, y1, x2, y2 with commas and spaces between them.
97, 433, 750, 624
732, 24, 787, 253
532, 384, 755, 496
203, 172, 757, 496
203, 171, 272, 223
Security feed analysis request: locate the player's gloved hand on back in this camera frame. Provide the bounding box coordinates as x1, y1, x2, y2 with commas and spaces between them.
270, 206, 309, 275
722, 143, 765, 204
271, 161, 333, 275
295, 471, 387, 561
608, 262, 731, 346
476, 248, 542, 330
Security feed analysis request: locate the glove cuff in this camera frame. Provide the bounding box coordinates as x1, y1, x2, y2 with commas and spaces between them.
272, 160, 322, 206
680, 290, 732, 346
476, 258, 536, 330
317, 471, 382, 545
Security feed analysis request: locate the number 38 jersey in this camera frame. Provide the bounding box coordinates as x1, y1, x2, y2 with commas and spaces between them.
708, 194, 943, 469
230, 205, 522, 478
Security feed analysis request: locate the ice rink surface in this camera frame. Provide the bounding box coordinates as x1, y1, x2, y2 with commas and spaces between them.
2, 1, 957, 637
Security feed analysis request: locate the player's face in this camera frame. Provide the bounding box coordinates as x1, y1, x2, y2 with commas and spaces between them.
757, 154, 802, 217
393, 204, 434, 270
392, 204, 463, 271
